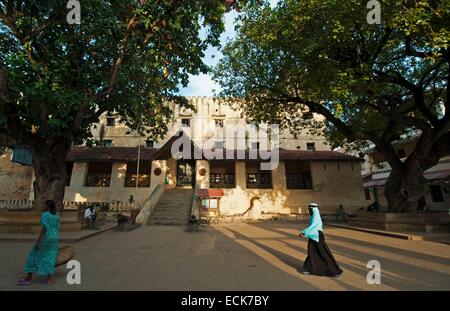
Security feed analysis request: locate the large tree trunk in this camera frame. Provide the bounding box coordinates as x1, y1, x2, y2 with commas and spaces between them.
31, 141, 70, 211
384, 157, 436, 212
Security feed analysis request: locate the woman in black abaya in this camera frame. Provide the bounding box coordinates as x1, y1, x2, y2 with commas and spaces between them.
298, 203, 343, 277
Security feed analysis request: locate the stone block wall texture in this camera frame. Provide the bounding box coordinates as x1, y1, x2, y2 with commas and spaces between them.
0, 150, 33, 200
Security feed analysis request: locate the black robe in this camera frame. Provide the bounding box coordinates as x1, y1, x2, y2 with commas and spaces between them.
304, 231, 343, 276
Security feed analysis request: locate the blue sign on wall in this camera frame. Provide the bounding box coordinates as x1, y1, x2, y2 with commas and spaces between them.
11, 145, 33, 166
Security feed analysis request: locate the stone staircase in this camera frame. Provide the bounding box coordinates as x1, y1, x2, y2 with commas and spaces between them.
148, 188, 193, 225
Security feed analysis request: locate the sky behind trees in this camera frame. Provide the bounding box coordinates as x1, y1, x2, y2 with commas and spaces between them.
179, 0, 277, 96
179, 10, 238, 96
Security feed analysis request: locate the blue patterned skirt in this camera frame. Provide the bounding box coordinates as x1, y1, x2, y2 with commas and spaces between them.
24, 239, 58, 276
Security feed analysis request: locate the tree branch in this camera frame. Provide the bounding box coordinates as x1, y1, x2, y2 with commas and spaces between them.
405, 36, 430, 59
372, 27, 393, 62
0, 10, 38, 66
374, 69, 440, 126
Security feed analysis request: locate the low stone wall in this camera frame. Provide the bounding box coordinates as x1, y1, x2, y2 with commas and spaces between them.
135, 184, 163, 225
216, 211, 340, 224
0, 199, 139, 211
0, 199, 139, 232
0, 210, 81, 233
0, 200, 34, 210
348, 211, 450, 233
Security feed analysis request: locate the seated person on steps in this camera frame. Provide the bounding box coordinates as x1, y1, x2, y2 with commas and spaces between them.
84, 206, 98, 230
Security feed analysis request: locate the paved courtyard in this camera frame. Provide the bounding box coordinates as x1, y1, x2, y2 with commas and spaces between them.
0, 222, 449, 290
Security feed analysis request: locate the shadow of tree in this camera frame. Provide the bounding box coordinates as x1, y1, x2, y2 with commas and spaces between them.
221, 226, 363, 290
247, 223, 449, 290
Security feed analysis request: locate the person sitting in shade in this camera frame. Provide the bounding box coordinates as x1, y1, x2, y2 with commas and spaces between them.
298, 203, 343, 277
84, 206, 98, 230
337, 204, 348, 223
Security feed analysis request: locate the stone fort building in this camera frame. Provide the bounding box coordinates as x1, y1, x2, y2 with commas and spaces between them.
0, 96, 366, 222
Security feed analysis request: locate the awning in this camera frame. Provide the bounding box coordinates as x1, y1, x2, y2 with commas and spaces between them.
195, 189, 224, 198
363, 179, 387, 187
424, 168, 450, 180
363, 168, 450, 187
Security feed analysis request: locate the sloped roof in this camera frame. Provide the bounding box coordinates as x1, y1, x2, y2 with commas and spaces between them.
67, 146, 362, 162
363, 168, 450, 187
198, 148, 362, 161
279, 149, 362, 161
67, 132, 362, 162
66, 146, 157, 162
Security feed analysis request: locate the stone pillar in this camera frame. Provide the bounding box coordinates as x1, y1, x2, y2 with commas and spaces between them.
272, 161, 286, 191
67, 162, 88, 202
70, 162, 88, 189
195, 160, 210, 189
151, 160, 166, 188
28, 170, 36, 201
249, 198, 262, 220
235, 161, 246, 190
165, 158, 177, 188
110, 162, 126, 189
105, 162, 125, 203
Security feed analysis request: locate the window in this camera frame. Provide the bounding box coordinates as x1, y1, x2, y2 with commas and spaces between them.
85, 162, 112, 187
397, 148, 406, 158
246, 161, 272, 189
66, 161, 74, 186
210, 161, 235, 188
124, 161, 151, 187
214, 119, 224, 128
201, 198, 220, 209
210, 173, 235, 187
103, 139, 113, 147
285, 161, 313, 189
181, 118, 190, 127
306, 143, 316, 151
106, 117, 116, 127
364, 188, 371, 200
430, 185, 444, 202
247, 173, 272, 188
146, 140, 155, 149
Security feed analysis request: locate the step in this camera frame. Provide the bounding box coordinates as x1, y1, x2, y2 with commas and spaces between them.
151, 213, 190, 217
148, 222, 188, 226
157, 202, 191, 205
153, 207, 190, 211
151, 218, 189, 222
156, 203, 191, 206
152, 217, 189, 221
147, 189, 193, 226
152, 207, 191, 212
152, 210, 190, 214
151, 216, 190, 220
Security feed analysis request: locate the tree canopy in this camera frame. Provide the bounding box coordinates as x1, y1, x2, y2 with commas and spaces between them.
0, 0, 243, 144
214, 0, 450, 211
0, 0, 251, 209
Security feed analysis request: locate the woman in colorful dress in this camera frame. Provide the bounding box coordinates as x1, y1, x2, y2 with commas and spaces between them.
18, 200, 60, 286
298, 203, 343, 277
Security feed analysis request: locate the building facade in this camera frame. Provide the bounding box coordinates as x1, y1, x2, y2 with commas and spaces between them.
357, 138, 450, 212
1, 97, 366, 217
